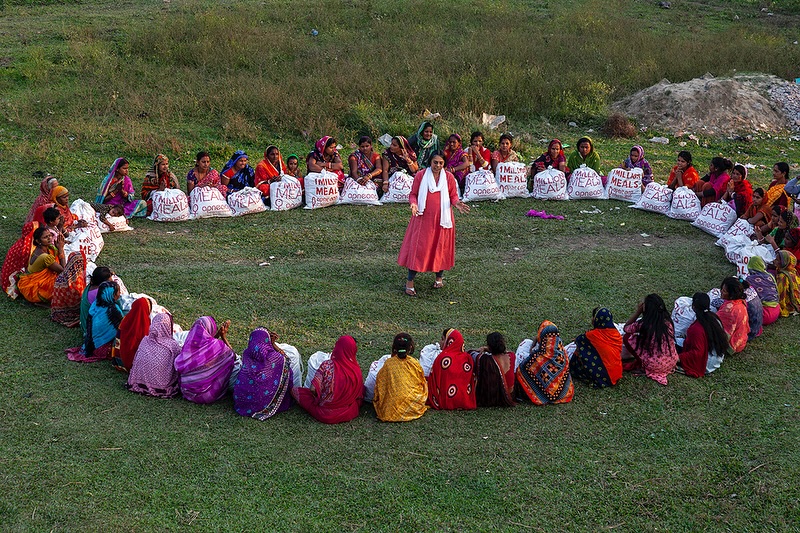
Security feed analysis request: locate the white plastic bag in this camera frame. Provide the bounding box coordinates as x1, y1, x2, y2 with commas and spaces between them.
276, 342, 304, 389
189, 186, 232, 219
96, 214, 132, 233
691, 201, 737, 237
715, 218, 754, 248
363, 354, 391, 402
69, 199, 98, 226
672, 296, 696, 339
462, 170, 505, 202
605, 167, 643, 203
303, 351, 331, 388
148, 188, 190, 222
63, 225, 104, 262
723, 234, 777, 277
269, 176, 303, 211
631, 182, 673, 215
567, 166, 606, 200
304, 170, 340, 209
667, 186, 701, 221
227, 187, 266, 216
494, 161, 528, 199
382, 170, 414, 203
418, 343, 441, 377
515, 339, 534, 371
337, 177, 382, 206
531, 168, 568, 200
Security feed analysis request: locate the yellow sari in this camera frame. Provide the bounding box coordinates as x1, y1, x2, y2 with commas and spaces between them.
373, 356, 428, 422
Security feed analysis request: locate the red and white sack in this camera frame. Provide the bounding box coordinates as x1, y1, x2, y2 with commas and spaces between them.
303, 351, 331, 388
269, 176, 303, 211
531, 168, 568, 200
303, 170, 340, 209
691, 201, 737, 237
338, 177, 381, 206
189, 186, 232, 219
148, 189, 190, 222
275, 342, 304, 389
567, 166, 606, 200
63, 225, 104, 262
672, 296, 696, 339
418, 343, 441, 377
97, 215, 133, 233
462, 170, 505, 202
363, 354, 391, 402
605, 168, 643, 203
631, 182, 673, 215
723, 234, 776, 277
382, 171, 414, 203
667, 186, 701, 221
69, 199, 98, 226
228, 187, 267, 216
494, 161, 528, 199
715, 218, 754, 248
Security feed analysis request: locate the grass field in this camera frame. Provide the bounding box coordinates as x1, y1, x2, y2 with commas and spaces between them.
1, 0, 799, 531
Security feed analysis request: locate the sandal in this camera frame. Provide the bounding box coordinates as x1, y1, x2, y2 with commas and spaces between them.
433, 279, 444, 289
404, 285, 417, 297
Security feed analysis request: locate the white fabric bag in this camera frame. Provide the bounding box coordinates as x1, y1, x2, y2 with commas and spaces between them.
363, 354, 392, 402
276, 342, 304, 389
631, 182, 673, 215
269, 176, 303, 211
303, 351, 332, 388
382, 170, 414, 203
188, 186, 233, 219
515, 339, 534, 371
96, 214, 132, 233
531, 168, 568, 200
723, 234, 777, 277
462, 170, 505, 202
148, 189, 190, 222
494, 161, 528, 199
337, 177, 382, 206
567, 166, 606, 200
715, 218, 755, 248
691, 201, 737, 237
63, 225, 104, 262
304, 170, 340, 209
227, 187, 267, 216
667, 186, 701, 221
69, 199, 98, 226
672, 296, 696, 339
418, 343, 441, 377
605, 168, 643, 203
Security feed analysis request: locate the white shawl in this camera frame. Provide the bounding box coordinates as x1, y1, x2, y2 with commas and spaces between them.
416, 167, 452, 229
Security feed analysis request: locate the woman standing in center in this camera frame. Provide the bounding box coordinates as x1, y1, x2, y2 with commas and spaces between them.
398, 153, 470, 297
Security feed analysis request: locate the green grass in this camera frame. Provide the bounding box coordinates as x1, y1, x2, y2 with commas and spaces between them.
1, 0, 800, 530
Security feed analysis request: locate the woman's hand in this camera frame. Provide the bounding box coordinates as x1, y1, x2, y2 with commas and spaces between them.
455, 202, 470, 214
217, 319, 231, 339
410, 203, 419, 217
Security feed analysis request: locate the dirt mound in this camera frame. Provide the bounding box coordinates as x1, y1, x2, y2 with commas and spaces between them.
612, 73, 800, 135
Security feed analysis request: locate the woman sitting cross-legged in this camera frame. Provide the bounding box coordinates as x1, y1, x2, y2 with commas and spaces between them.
174, 316, 240, 404
677, 293, 729, 378
141, 154, 180, 215
426, 328, 477, 410
220, 151, 255, 196
348, 135, 385, 190
516, 320, 574, 405
233, 328, 295, 420
128, 312, 182, 399
570, 307, 623, 388
471, 332, 516, 407
372, 333, 429, 422
622, 294, 678, 385
96, 158, 148, 218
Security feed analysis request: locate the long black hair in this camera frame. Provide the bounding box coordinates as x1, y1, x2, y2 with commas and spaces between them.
638, 293, 674, 350
721, 277, 745, 300
691, 293, 730, 357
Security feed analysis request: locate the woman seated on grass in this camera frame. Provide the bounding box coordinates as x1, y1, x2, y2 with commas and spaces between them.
408, 121, 440, 169
220, 151, 255, 196
570, 307, 623, 388
756, 207, 798, 250
97, 158, 148, 218
745, 256, 781, 326
491, 133, 521, 172
443, 134, 471, 193
621, 145, 653, 188
373, 333, 428, 422
348, 136, 384, 189
566, 136, 601, 178
307, 136, 346, 190
742, 187, 771, 231
254, 145, 286, 200
233, 328, 295, 420
285, 154, 304, 190
774, 250, 800, 317
1, 221, 38, 298
72, 280, 124, 362
720, 164, 753, 217
695, 157, 732, 205
516, 320, 574, 404
765, 162, 792, 210
532, 139, 568, 174
80, 266, 113, 335
292, 335, 364, 424
128, 312, 182, 399
141, 154, 180, 215
471, 332, 516, 407
677, 293, 729, 378
622, 294, 678, 386
25, 175, 59, 224
715, 277, 750, 353
17, 227, 66, 304
111, 297, 152, 373
666, 150, 700, 191
467, 131, 492, 173
382, 136, 418, 182
51, 186, 88, 233
174, 316, 239, 404
186, 151, 225, 196
427, 329, 476, 410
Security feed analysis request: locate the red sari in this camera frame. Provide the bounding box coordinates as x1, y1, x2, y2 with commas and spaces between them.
427, 329, 477, 410
111, 297, 152, 372
25, 176, 58, 224
293, 336, 364, 424
2, 222, 37, 297
254, 146, 285, 198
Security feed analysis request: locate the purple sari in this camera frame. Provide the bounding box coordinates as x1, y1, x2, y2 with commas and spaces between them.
96, 158, 147, 218
174, 316, 237, 404
233, 328, 294, 420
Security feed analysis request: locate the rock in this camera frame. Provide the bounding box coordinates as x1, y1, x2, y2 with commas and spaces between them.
568, 121, 577, 127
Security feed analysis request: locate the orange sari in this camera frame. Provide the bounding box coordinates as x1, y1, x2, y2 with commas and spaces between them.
17, 246, 59, 303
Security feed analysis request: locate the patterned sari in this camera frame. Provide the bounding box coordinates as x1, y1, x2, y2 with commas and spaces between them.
570, 308, 623, 388
775, 250, 800, 317
2, 221, 37, 298
128, 313, 181, 399
96, 158, 148, 218
443, 134, 469, 189
427, 329, 477, 410
221, 151, 256, 195
254, 146, 285, 198
383, 136, 417, 175
409, 121, 440, 169
17, 245, 60, 304
25, 176, 58, 224
187, 168, 226, 196
716, 299, 750, 353
174, 316, 238, 404
141, 154, 180, 215
50, 251, 87, 327
516, 321, 574, 405
373, 355, 429, 421
233, 328, 294, 420
764, 180, 791, 210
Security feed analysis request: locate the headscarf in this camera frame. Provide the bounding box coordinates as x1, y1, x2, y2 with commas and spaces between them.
384, 135, 417, 170
745, 256, 779, 307
127, 312, 182, 399
775, 250, 800, 317
25, 176, 58, 224
785, 228, 800, 263
416, 166, 452, 229
571, 308, 623, 387
623, 145, 653, 185
233, 328, 294, 420
220, 150, 255, 193
535, 139, 568, 171
261, 146, 285, 177
427, 329, 477, 410
86, 281, 123, 355
112, 297, 152, 372
516, 320, 574, 405
312, 136, 337, 161
413, 121, 440, 167
96, 158, 129, 202
51, 186, 68, 205
174, 316, 237, 404
1, 221, 37, 296
144, 154, 178, 190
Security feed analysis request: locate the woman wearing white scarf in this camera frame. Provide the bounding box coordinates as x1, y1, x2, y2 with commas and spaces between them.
397, 153, 470, 296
